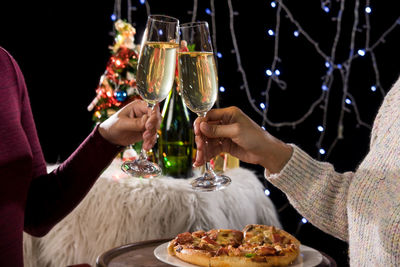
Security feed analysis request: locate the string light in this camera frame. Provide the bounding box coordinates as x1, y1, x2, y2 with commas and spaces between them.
226, 0, 399, 162
111, 14, 117, 21
264, 189, 271, 196
357, 49, 366, 56
113, 0, 400, 240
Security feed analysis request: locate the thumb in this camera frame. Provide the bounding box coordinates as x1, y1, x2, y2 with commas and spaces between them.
200, 121, 239, 139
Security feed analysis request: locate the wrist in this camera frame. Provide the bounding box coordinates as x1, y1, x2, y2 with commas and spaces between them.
260, 139, 293, 174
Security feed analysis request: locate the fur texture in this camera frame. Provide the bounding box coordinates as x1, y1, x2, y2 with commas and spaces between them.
23, 160, 281, 266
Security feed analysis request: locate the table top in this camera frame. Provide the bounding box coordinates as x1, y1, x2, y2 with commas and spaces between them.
96, 239, 337, 267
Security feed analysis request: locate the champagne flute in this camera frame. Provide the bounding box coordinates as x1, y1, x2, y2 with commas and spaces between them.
178, 21, 231, 191
121, 15, 179, 178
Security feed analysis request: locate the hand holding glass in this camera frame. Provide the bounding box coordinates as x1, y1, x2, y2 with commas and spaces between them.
178, 21, 231, 191
121, 15, 179, 178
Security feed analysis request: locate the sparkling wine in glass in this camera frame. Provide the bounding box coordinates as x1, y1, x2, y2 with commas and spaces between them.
121, 15, 179, 178
178, 21, 231, 191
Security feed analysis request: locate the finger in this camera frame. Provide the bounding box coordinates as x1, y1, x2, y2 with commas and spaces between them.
120, 100, 148, 118
200, 121, 240, 139
142, 134, 157, 151
194, 116, 207, 136
146, 107, 162, 130
205, 107, 236, 123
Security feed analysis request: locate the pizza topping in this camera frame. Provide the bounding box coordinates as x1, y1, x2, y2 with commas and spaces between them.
202, 235, 219, 246
175, 232, 193, 244
272, 233, 282, 243
245, 253, 255, 258
168, 224, 301, 267
192, 230, 206, 238
256, 246, 276, 256
216, 247, 229, 256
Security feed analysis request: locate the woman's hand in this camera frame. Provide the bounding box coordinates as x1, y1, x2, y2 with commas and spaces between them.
98, 100, 161, 150
193, 106, 293, 174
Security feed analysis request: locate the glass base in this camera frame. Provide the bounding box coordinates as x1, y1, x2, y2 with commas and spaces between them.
121, 159, 162, 178
190, 173, 231, 192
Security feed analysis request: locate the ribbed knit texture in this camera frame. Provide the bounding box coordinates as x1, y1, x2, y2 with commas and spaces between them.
267, 76, 400, 266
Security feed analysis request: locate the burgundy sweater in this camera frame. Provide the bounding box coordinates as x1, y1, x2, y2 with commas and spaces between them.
0, 47, 121, 266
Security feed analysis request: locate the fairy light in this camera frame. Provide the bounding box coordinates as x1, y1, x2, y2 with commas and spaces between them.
264, 189, 271, 196
226, 0, 399, 162
113, 0, 400, 238
357, 49, 366, 56
111, 14, 117, 21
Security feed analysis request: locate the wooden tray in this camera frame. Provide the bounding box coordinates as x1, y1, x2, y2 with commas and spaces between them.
96, 238, 337, 267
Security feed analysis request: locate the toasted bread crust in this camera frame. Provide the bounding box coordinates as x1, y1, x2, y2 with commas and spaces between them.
174, 248, 211, 267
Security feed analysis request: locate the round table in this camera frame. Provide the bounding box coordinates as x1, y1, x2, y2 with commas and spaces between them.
97, 239, 337, 267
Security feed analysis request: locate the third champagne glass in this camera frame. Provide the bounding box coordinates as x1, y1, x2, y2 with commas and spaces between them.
121, 15, 179, 178
178, 21, 231, 191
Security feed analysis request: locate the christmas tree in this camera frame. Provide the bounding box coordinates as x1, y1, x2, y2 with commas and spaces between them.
88, 19, 140, 123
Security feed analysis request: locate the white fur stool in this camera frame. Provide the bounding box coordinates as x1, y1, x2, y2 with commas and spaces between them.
23, 160, 281, 267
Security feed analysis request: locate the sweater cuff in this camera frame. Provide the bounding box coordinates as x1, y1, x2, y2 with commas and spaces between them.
264, 144, 327, 195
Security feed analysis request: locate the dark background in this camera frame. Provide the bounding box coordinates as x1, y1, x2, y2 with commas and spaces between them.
1, 1, 399, 266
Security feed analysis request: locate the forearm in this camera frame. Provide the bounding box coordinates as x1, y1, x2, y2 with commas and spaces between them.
265, 145, 352, 241
24, 126, 122, 236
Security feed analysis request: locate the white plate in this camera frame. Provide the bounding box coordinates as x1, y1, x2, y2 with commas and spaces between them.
154, 242, 323, 267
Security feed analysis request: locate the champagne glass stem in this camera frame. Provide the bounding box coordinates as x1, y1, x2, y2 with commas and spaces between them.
138, 102, 155, 160
199, 114, 217, 179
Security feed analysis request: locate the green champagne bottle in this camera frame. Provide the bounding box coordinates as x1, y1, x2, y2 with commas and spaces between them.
158, 83, 194, 178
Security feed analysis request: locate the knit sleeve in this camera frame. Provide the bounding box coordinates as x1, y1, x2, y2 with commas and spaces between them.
24, 125, 122, 237
265, 145, 353, 241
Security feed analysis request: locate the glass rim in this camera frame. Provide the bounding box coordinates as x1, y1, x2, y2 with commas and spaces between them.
179, 21, 209, 29
148, 14, 179, 24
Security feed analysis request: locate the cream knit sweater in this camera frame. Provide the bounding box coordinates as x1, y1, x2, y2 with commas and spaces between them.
267, 76, 400, 266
